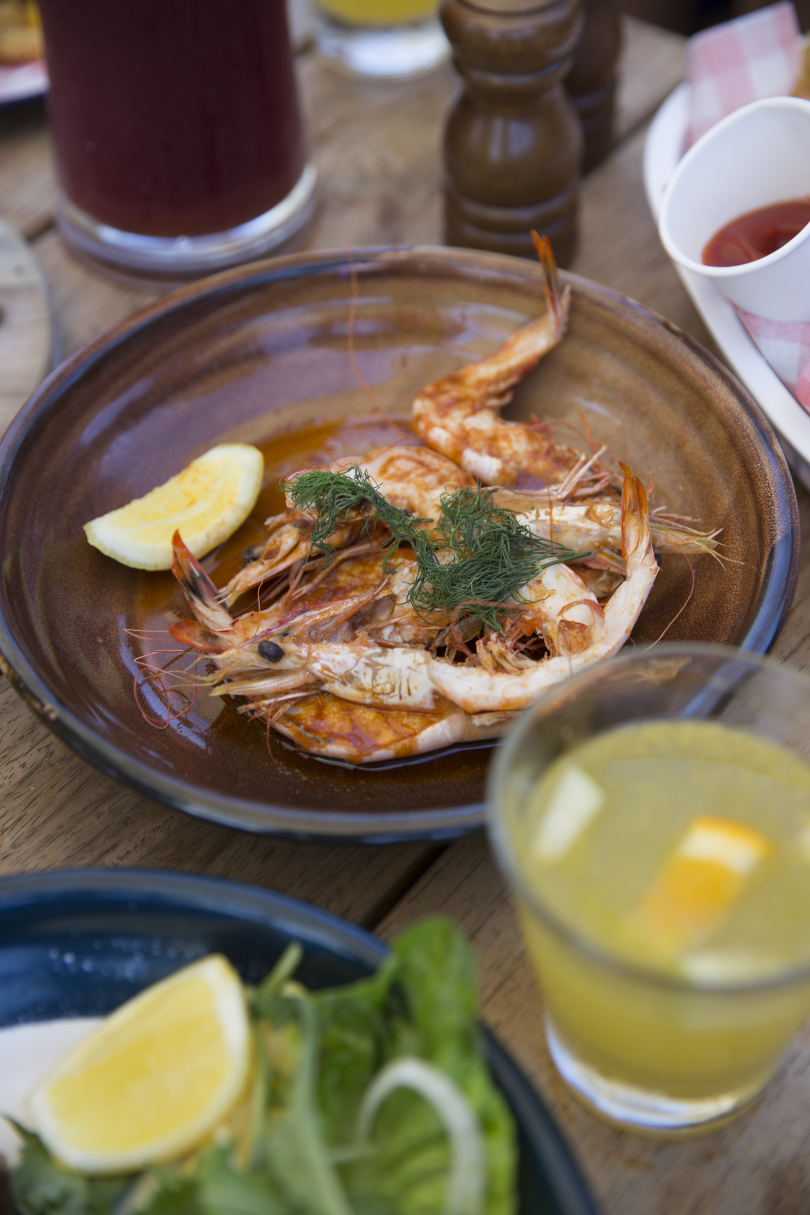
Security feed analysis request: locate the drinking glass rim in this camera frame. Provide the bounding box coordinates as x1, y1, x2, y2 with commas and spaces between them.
487, 642, 810, 997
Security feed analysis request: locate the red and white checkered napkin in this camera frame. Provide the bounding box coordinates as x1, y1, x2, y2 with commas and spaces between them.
688, 1, 801, 145
735, 310, 810, 409
685, 3, 810, 414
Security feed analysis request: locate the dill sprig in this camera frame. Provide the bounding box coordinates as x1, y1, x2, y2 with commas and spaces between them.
283, 466, 586, 635
284, 465, 427, 563
409, 487, 584, 635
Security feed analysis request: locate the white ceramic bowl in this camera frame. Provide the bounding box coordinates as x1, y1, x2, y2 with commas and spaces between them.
659, 96, 810, 322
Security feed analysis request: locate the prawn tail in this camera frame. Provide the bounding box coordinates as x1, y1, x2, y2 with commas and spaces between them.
171, 530, 233, 630
531, 230, 570, 338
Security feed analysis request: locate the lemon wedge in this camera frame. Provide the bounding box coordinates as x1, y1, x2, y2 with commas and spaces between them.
28, 955, 251, 1174
83, 443, 264, 570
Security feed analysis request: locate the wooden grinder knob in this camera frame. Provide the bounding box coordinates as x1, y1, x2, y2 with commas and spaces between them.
566, 0, 621, 174
441, 0, 583, 267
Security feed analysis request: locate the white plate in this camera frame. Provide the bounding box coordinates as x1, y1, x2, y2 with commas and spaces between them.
0, 58, 46, 106
644, 82, 810, 492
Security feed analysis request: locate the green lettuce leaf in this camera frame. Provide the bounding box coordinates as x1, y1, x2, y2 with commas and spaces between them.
8, 1124, 132, 1215
257, 996, 352, 1215
139, 1147, 287, 1215
314, 919, 516, 1215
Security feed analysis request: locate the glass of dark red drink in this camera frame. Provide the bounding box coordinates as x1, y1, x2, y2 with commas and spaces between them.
38, 0, 316, 279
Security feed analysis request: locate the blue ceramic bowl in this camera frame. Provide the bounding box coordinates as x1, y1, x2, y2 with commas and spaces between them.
0, 869, 596, 1215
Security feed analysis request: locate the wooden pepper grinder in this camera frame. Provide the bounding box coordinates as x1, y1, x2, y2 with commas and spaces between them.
441, 0, 583, 267
565, 0, 621, 173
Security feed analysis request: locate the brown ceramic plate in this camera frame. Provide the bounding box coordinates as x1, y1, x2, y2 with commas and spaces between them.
0, 248, 799, 842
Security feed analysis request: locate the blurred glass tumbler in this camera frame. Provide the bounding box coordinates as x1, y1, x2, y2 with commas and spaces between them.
38, 0, 316, 279
314, 0, 449, 80
489, 646, 810, 1133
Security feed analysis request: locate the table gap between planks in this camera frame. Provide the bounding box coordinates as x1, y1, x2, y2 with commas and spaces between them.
2, 14, 810, 1213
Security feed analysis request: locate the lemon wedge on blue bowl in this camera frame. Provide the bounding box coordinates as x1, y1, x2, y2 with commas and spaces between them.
28, 955, 250, 1174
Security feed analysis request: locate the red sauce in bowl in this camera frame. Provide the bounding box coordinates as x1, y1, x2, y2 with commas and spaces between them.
702, 198, 810, 268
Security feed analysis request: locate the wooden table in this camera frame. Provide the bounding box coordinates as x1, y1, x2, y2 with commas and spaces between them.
3, 14, 810, 1215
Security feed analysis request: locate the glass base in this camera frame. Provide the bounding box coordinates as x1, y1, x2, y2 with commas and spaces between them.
545, 1016, 765, 1133
55, 163, 317, 281
316, 14, 449, 80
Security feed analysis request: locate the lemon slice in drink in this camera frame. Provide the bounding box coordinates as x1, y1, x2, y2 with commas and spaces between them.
83, 443, 264, 570
28, 955, 251, 1174
636, 815, 772, 952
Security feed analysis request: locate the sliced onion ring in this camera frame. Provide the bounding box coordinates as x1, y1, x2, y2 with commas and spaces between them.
357, 1056, 485, 1215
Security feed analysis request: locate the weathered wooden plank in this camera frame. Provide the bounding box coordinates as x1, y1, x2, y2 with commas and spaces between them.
0, 217, 51, 428
0, 677, 441, 926
0, 99, 54, 240
29, 228, 159, 357
615, 16, 687, 139
300, 54, 453, 253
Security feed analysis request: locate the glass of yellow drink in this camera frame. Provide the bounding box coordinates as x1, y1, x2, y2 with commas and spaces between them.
488, 644, 810, 1133
314, 0, 448, 79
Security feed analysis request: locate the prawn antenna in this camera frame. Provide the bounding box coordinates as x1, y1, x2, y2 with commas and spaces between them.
343, 242, 407, 438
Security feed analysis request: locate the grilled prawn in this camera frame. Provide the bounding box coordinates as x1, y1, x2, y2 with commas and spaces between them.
412, 234, 611, 497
